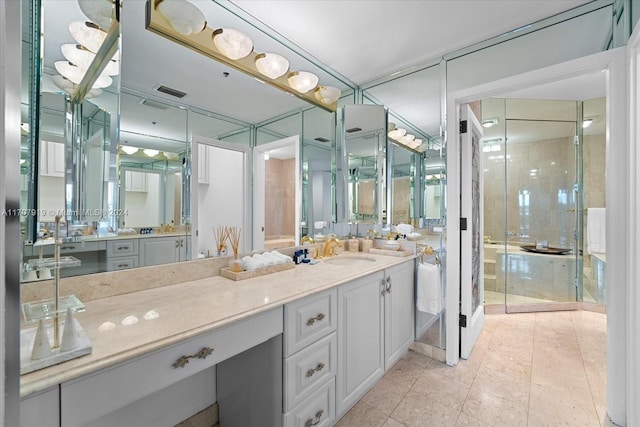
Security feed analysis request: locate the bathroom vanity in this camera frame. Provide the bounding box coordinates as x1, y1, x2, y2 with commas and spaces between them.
19, 251, 415, 427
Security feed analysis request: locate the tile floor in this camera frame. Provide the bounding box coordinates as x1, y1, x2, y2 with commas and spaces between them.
336, 310, 607, 426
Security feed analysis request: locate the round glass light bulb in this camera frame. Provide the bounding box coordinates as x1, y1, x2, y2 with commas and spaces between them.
61, 44, 119, 76
156, 0, 207, 36
212, 28, 253, 60
388, 128, 406, 140
399, 134, 415, 145
51, 75, 75, 94
143, 149, 160, 157
68, 21, 107, 54
254, 53, 289, 79
314, 86, 341, 104
78, 0, 114, 31
120, 145, 139, 155
54, 61, 112, 88
409, 139, 423, 149
287, 71, 319, 94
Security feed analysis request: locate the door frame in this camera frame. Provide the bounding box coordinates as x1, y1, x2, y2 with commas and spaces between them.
445, 47, 628, 425
191, 135, 252, 257
252, 135, 301, 250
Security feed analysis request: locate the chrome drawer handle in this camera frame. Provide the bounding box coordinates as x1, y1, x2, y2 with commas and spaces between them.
172, 347, 214, 369
386, 276, 392, 293
305, 410, 324, 427
306, 362, 325, 377
117, 246, 129, 250
306, 313, 325, 326
60, 245, 75, 250
117, 264, 129, 268
381, 279, 387, 295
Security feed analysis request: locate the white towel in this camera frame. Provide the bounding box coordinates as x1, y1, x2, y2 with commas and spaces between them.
396, 223, 413, 235
416, 263, 443, 315
587, 208, 606, 254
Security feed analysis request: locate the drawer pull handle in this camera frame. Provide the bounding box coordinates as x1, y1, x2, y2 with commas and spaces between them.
61, 245, 75, 250
306, 313, 325, 326
305, 410, 324, 427
172, 347, 214, 369
117, 264, 129, 268
306, 362, 325, 377
117, 246, 129, 250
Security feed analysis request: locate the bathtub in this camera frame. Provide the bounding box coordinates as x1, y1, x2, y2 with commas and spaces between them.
484, 243, 577, 302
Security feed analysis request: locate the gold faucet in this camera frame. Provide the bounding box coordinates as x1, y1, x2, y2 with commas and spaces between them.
322, 237, 342, 257
301, 235, 315, 245
387, 231, 399, 240
366, 229, 378, 239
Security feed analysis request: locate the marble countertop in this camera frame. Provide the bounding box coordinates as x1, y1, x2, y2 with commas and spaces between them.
20, 252, 415, 397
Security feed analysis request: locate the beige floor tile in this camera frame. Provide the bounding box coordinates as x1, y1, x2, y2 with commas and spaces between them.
361, 377, 409, 416
411, 369, 472, 411
529, 382, 600, 427
479, 351, 531, 382
472, 364, 531, 407
461, 386, 528, 427
454, 411, 493, 427
383, 359, 426, 389
382, 417, 406, 427
391, 390, 461, 427
336, 400, 388, 427
528, 407, 585, 426
400, 349, 433, 370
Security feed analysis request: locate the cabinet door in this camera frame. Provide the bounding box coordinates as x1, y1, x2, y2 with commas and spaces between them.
336, 271, 384, 417
197, 144, 210, 184
139, 237, 179, 266
21, 386, 60, 427
384, 261, 415, 370
125, 170, 148, 192
40, 140, 65, 177
177, 236, 189, 261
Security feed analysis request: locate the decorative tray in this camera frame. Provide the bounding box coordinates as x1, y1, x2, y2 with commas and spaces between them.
520, 245, 571, 255
369, 248, 414, 257
220, 262, 295, 281
26, 256, 81, 270
22, 294, 86, 323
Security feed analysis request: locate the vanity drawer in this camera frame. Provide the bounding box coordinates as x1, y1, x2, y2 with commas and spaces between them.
284, 332, 336, 411
61, 307, 283, 427
106, 255, 139, 271
284, 377, 335, 427
284, 288, 337, 356
107, 239, 138, 257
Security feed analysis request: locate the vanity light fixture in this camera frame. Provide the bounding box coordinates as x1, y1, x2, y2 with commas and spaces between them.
254, 53, 289, 79
20, 159, 26, 165
582, 118, 593, 128
388, 128, 406, 140
78, 0, 115, 31
482, 118, 499, 128
409, 139, 423, 149
163, 151, 179, 160
212, 28, 253, 60
143, 148, 160, 157
156, 0, 207, 36
120, 145, 139, 155
146, 0, 339, 111
20, 122, 29, 135
314, 86, 341, 104
287, 71, 319, 94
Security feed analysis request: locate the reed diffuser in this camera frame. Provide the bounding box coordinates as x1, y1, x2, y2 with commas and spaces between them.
227, 226, 243, 272
213, 225, 229, 256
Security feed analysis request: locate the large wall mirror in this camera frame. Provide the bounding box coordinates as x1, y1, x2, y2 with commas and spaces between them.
20, 0, 355, 281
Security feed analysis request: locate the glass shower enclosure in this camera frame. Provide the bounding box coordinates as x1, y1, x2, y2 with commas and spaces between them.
481, 98, 603, 312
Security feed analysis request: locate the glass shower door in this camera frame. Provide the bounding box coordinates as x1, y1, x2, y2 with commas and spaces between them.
502, 115, 581, 310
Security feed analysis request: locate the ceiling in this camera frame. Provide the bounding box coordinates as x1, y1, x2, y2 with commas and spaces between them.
38, 0, 609, 154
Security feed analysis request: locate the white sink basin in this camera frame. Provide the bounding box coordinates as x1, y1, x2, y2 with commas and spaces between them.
323, 256, 377, 266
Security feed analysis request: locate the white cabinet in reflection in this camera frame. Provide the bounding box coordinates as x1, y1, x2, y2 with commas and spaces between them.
125, 170, 148, 192
40, 140, 65, 178
139, 235, 189, 267
197, 144, 210, 184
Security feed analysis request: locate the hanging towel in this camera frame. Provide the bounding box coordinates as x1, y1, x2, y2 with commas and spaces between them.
587, 208, 606, 254
417, 262, 443, 315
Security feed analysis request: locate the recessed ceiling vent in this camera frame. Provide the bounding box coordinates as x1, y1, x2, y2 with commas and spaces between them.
315, 137, 329, 143
155, 84, 187, 99
139, 98, 169, 110
346, 127, 362, 133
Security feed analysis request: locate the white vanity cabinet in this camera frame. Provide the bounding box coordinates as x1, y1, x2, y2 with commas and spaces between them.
283, 288, 338, 426
39, 140, 65, 178
106, 239, 139, 271
60, 307, 282, 427
139, 235, 189, 266
336, 260, 414, 417
124, 170, 148, 192
20, 386, 59, 427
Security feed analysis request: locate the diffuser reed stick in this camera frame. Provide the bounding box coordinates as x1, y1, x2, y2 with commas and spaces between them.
227, 226, 241, 259
213, 225, 229, 255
